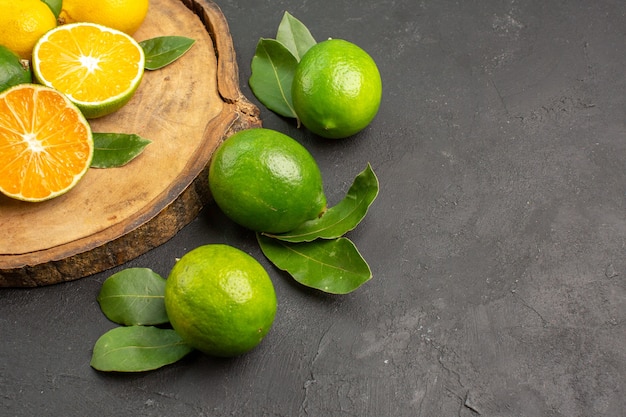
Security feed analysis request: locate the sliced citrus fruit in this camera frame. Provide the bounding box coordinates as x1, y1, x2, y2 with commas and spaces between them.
32, 22, 145, 119
0, 0, 58, 60
0, 84, 93, 202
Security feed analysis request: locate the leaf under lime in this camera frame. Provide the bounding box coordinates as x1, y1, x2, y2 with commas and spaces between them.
90, 326, 193, 372
265, 164, 379, 242
258, 234, 372, 294
97, 268, 169, 326
249, 38, 299, 120
276, 11, 316, 61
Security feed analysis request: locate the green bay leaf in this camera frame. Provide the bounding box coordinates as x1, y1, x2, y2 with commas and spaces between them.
258, 235, 372, 294
249, 38, 299, 119
276, 12, 317, 61
91, 132, 151, 168
90, 326, 193, 372
97, 268, 168, 326
41, 0, 62, 17
140, 36, 195, 70
265, 163, 379, 242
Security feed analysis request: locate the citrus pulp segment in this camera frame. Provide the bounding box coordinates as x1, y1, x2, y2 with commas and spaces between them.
0, 84, 93, 202
32, 22, 145, 119
165, 244, 277, 357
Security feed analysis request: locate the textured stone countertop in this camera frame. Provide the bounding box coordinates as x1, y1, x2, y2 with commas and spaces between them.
1, 1, 624, 415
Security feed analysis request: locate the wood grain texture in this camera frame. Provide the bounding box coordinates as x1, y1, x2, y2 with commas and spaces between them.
0, 0, 261, 287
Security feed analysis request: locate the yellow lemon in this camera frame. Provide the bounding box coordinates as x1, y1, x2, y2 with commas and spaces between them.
60, 0, 150, 35
0, 0, 57, 60
33, 22, 145, 118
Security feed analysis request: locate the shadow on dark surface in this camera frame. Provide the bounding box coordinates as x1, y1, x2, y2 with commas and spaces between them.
1, 0, 625, 416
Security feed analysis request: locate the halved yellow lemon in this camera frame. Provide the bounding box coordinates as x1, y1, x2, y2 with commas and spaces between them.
32, 22, 145, 119
0, 84, 93, 202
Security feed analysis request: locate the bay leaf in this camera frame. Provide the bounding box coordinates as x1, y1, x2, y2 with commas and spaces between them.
91, 132, 151, 168
249, 38, 299, 120
258, 235, 372, 294
276, 11, 317, 61
266, 163, 379, 242
41, 0, 62, 17
140, 36, 195, 70
97, 268, 169, 326
90, 326, 193, 372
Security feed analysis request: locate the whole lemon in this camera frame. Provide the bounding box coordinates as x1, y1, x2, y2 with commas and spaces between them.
209, 128, 327, 234
292, 39, 382, 139
0, 0, 57, 60
60, 0, 150, 35
32, 22, 145, 119
165, 244, 277, 358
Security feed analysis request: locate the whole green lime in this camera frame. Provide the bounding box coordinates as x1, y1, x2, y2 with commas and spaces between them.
209, 128, 326, 233
164, 244, 277, 357
292, 39, 382, 139
0, 45, 31, 93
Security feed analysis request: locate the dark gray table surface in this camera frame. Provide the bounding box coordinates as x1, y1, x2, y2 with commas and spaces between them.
2, 1, 625, 416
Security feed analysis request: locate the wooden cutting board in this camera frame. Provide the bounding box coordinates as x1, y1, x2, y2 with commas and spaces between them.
0, 0, 261, 287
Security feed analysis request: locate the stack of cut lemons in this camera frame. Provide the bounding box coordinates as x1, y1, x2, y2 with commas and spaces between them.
0, 0, 149, 202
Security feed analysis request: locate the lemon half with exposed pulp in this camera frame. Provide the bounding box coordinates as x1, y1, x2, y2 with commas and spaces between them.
32, 22, 145, 119
0, 84, 93, 202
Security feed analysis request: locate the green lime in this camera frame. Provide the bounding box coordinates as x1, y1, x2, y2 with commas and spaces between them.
164, 244, 277, 357
292, 39, 382, 139
0, 45, 32, 92
209, 128, 326, 233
